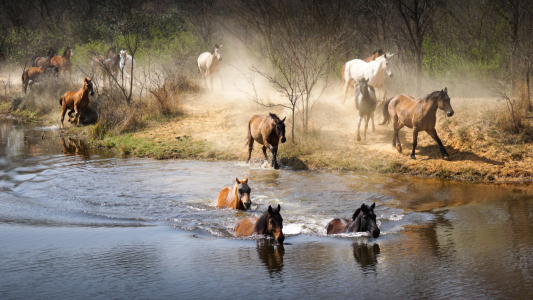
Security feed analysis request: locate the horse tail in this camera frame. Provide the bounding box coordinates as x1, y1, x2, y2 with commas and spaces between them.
379, 97, 393, 125
245, 120, 252, 146
59, 95, 64, 106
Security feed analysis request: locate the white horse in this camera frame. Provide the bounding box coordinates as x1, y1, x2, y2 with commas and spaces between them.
119, 49, 136, 79
197, 44, 223, 90
343, 53, 394, 103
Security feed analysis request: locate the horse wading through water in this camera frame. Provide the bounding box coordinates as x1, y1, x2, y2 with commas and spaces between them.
380, 88, 454, 159
326, 203, 380, 238
247, 113, 287, 169
34, 49, 56, 67
198, 44, 223, 90
235, 204, 285, 244
59, 77, 94, 128
22, 65, 59, 94
51, 46, 74, 75
343, 53, 394, 104
354, 78, 378, 141
217, 178, 252, 210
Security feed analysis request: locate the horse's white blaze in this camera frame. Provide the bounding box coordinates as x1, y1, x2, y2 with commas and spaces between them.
70, 49, 74, 57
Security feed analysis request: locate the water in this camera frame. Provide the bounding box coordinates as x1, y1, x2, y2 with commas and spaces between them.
1, 118, 533, 299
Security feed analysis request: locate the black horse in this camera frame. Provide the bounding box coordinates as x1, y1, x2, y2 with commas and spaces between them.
326, 203, 380, 238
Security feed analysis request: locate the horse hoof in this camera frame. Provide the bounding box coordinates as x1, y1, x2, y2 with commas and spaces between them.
397, 147, 402, 153
411, 155, 416, 160
443, 155, 450, 160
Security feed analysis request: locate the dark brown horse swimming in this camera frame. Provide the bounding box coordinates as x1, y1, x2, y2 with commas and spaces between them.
51, 46, 74, 75
34, 49, 56, 67
235, 204, 285, 244
341, 49, 385, 86
216, 177, 252, 210
22, 65, 59, 94
59, 77, 94, 128
326, 203, 380, 238
380, 88, 454, 160
247, 113, 287, 169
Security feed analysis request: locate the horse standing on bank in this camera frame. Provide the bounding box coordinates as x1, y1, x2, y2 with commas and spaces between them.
247, 113, 287, 170
59, 77, 94, 128
51, 46, 74, 75
343, 53, 394, 104
198, 44, 223, 90
380, 88, 454, 160
326, 203, 380, 238
34, 49, 56, 67
21, 65, 59, 94
235, 204, 285, 244
354, 78, 378, 141
217, 178, 252, 210
341, 49, 385, 86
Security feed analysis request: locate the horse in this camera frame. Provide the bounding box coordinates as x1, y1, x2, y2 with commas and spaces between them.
21, 65, 60, 94
217, 177, 252, 210
247, 113, 287, 169
354, 78, 378, 141
51, 46, 74, 75
59, 77, 94, 128
343, 53, 394, 104
341, 49, 385, 86
326, 203, 380, 238
198, 44, 223, 90
119, 49, 136, 79
235, 204, 285, 244
380, 88, 454, 160
92, 48, 120, 84
34, 49, 56, 67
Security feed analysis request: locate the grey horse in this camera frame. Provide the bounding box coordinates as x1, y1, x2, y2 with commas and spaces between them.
355, 78, 378, 141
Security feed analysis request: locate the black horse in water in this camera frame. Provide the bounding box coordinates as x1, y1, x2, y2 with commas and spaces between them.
326, 203, 380, 238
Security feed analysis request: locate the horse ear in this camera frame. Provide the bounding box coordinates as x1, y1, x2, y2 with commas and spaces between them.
268, 205, 273, 214
84, 77, 88, 82
361, 203, 368, 213
277, 204, 281, 212
370, 202, 375, 210
243, 177, 248, 183
444, 87, 448, 93
282, 117, 286, 123
236, 178, 240, 184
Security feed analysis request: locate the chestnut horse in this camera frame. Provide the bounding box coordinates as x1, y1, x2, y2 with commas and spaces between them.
59, 77, 94, 128
22, 65, 59, 94
235, 204, 285, 244
380, 88, 454, 160
326, 203, 380, 238
34, 49, 56, 67
217, 177, 252, 210
198, 44, 223, 90
341, 49, 384, 86
247, 113, 287, 169
51, 46, 74, 75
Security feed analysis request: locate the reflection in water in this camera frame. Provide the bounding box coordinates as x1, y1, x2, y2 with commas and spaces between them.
353, 242, 380, 273
60, 136, 89, 156
257, 240, 284, 278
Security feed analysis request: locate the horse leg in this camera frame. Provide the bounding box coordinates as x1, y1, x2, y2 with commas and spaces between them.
270, 145, 279, 169
343, 78, 352, 104
427, 129, 449, 159
262, 145, 269, 162
411, 128, 419, 159
60, 106, 67, 129
356, 115, 362, 141
371, 111, 376, 133
247, 138, 254, 163
364, 115, 370, 140
77, 109, 84, 127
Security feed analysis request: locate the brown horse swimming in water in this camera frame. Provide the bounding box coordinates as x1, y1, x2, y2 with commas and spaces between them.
51, 46, 74, 75
380, 88, 454, 160
22, 65, 59, 94
341, 49, 385, 86
217, 177, 252, 210
59, 77, 94, 128
247, 113, 287, 169
235, 204, 285, 244
326, 203, 380, 238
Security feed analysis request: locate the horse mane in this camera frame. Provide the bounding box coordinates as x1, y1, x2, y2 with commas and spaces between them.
232, 182, 239, 204
268, 113, 281, 121
62, 47, 70, 57
254, 210, 269, 234
47, 49, 56, 58
352, 208, 361, 220
422, 90, 442, 101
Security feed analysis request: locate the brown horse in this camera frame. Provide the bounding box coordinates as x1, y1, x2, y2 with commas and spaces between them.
22, 65, 59, 94
217, 177, 252, 210
326, 203, 380, 238
51, 46, 74, 75
59, 77, 94, 128
92, 48, 120, 84
247, 113, 287, 169
380, 88, 454, 159
34, 49, 56, 67
341, 49, 385, 86
235, 204, 285, 244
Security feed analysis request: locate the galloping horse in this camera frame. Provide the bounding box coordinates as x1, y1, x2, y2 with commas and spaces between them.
380, 88, 454, 159
326, 203, 380, 238
198, 44, 223, 90
92, 48, 120, 84
235, 204, 285, 244
341, 49, 385, 86
119, 49, 136, 79
247, 113, 287, 169
22, 65, 59, 94
59, 77, 94, 128
51, 46, 74, 75
354, 78, 378, 141
217, 178, 252, 210
343, 53, 394, 103
34, 49, 56, 67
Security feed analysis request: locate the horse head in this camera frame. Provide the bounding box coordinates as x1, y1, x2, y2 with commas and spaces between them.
269, 113, 287, 143
438, 87, 453, 117
84, 77, 95, 96
380, 53, 393, 78
236, 177, 252, 209
212, 44, 223, 62
66, 46, 74, 58
267, 204, 284, 244
358, 78, 369, 91
353, 202, 380, 238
